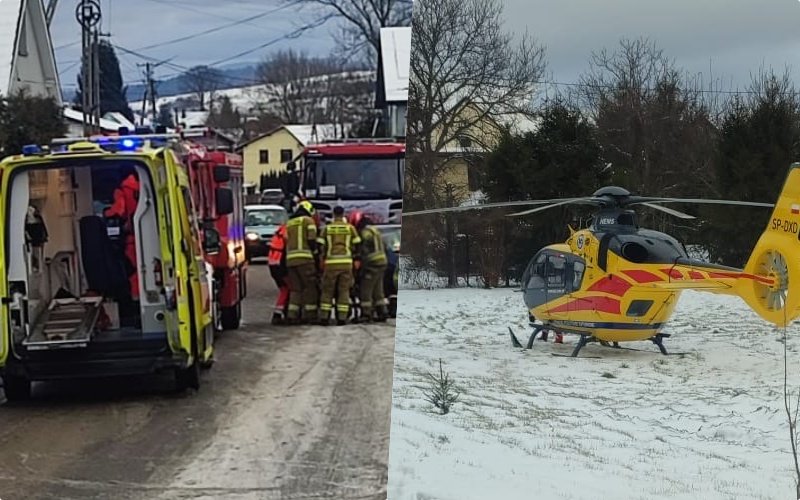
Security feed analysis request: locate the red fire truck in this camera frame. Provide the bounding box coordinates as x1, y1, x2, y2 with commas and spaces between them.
289, 139, 405, 225
176, 139, 247, 330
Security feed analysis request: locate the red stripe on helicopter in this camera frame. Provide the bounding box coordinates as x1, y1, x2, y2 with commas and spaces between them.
548, 296, 621, 314
587, 275, 632, 296
621, 270, 663, 283
660, 268, 683, 279
707, 271, 774, 285
688, 271, 704, 279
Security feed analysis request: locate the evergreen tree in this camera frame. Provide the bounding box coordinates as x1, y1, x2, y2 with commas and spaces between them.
477, 100, 609, 278
698, 70, 800, 266
74, 41, 134, 122
0, 91, 66, 155
207, 96, 241, 130
157, 104, 174, 128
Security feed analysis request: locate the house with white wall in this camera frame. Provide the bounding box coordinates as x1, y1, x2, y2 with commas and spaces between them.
0, 0, 61, 102
375, 27, 410, 139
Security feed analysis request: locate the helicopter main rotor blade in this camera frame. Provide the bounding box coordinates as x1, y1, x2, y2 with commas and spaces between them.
507, 199, 601, 217
638, 202, 696, 219
629, 197, 774, 208
402, 197, 594, 217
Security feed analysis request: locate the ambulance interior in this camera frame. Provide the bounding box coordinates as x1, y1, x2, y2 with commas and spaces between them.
6, 162, 167, 351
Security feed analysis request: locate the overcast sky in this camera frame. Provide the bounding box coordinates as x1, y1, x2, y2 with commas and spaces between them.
502, 0, 800, 92
51, 0, 337, 89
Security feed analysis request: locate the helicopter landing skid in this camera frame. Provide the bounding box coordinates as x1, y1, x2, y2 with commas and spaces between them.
509, 327, 684, 357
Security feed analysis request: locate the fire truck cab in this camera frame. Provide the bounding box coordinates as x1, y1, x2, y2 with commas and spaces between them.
288, 139, 405, 225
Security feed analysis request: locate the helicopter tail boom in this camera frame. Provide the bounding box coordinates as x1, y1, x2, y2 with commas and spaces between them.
737, 163, 800, 326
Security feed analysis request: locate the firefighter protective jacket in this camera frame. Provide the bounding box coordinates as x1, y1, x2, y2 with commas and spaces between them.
285, 215, 317, 266
360, 225, 387, 266
317, 217, 361, 267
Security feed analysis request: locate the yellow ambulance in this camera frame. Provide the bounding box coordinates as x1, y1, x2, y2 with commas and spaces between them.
0, 134, 230, 400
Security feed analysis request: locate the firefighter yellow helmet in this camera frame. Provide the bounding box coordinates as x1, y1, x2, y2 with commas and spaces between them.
298, 200, 315, 215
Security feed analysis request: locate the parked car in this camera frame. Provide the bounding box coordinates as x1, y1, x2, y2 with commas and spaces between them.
244, 204, 288, 261
259, 188, 285, 205
378, 224, 401, 318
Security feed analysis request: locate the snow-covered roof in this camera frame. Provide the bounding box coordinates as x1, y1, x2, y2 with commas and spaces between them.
102, 111, 136, 130
379, 27, 410, 103
284, 124, 348, 145
177, 110, 209, 128
63, 107, 126, 132
238, 122, 351, 150
0, 0, 22, 96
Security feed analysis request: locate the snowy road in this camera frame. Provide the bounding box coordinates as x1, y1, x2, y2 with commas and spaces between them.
0, 264, 394, 500
388, 288, 800, 500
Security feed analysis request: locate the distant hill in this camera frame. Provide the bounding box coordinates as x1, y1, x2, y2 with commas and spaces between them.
61, 63, 260, 104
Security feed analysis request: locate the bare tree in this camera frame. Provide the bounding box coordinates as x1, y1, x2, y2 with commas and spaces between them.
580, 38, 717, 206
406, 0, 546, 210
288, 0, 412, 62
402, 0, 544, 288
257, 49, 373, 129
782, 324, 800, 499
180, 65, 225, 111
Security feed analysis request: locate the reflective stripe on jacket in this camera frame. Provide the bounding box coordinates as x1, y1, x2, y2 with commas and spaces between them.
317, 218, 361, 266
268, 224, 287, 266
285, 215, 317, 264
361, 225, 387, 266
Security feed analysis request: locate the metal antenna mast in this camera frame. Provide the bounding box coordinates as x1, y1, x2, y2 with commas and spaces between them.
76, 0, 102, 136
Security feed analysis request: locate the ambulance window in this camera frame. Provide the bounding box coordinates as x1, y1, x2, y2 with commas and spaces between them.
181, 187, 203, 258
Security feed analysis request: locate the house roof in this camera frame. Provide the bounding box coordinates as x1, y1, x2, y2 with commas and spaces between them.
63, 107, 127, 132
0, 0, 23, 96
238, 123, 348, 149
102, 111, 137, 130
379, 27, 410, 103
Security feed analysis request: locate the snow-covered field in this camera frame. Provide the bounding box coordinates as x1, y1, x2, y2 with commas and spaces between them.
388, 288, 800, 500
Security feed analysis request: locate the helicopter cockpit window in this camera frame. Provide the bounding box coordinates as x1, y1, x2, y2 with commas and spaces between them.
572, 261, 585, 290
525, 254, 547, 290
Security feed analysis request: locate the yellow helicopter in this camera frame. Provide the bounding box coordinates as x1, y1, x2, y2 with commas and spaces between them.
404, 163, 800, 357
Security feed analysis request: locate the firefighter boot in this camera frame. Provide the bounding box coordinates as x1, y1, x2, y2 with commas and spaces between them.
271, 311, 285, 325
375, 305, 389, 323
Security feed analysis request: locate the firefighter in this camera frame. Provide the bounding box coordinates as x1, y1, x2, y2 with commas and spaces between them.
317, 206, 361, 326
350, 211, 389, 322
267, 223, 289, 325
104, 172, 140, 299
285, 200, 319, 324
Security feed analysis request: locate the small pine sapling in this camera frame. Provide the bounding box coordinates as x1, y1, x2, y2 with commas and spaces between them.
422, 358, 461, 415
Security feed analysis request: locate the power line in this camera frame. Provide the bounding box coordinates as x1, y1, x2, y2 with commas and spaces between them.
110, 15, 335, 86
132, 3, 293, 52
138, 0, 292, 32
207, 14, 334, 67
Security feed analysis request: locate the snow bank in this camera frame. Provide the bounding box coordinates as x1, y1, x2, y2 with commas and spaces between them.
388, 288, 800, 500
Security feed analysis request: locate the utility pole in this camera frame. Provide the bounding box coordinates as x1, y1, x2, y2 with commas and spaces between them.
138, 59, 171, 127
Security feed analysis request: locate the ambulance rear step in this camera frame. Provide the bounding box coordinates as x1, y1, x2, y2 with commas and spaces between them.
23, 297, 103, 350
